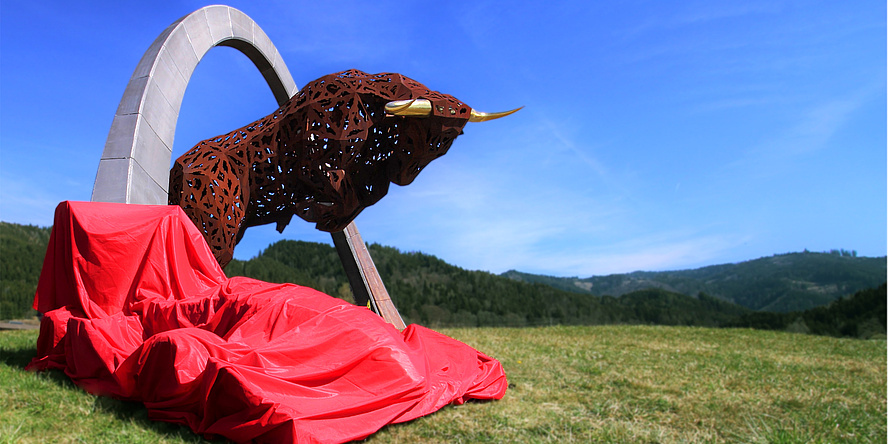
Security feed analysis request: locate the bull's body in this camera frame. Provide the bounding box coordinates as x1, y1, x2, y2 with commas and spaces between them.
170, 70, 471, 266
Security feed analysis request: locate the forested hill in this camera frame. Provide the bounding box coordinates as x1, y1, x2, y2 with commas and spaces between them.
225, 241, 753, 328
1, 222, 884, 338
0, 222, 51, 319
224, 241, 886, 337
503, 252, 886, 312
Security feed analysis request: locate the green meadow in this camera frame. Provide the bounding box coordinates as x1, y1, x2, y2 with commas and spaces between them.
1, 325, 885, 443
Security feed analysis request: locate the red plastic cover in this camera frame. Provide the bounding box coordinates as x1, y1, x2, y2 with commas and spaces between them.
27, 201, 506, 443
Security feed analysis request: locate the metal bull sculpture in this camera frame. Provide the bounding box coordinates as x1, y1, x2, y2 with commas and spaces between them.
170, 69, 519, 267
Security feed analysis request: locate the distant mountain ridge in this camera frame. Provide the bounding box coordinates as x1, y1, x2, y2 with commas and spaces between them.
1, 221, 885, 339
502, 252, 887, 312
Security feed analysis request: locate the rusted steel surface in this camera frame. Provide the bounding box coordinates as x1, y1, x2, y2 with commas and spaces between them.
170, 70, 471, 267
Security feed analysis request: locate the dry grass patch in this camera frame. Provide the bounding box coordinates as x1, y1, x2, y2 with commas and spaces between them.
371, 325, 886, 443
2, 325, 885, 443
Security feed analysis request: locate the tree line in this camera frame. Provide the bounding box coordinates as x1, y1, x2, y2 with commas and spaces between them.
2, 222, 884, 339
0, 222, 51, 320
226, 240, 885, 338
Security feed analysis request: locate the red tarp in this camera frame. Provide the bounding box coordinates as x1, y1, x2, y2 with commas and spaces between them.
27, 201, 506, 443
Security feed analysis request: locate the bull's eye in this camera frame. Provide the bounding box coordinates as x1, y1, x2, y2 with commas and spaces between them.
436, 105, 444, 113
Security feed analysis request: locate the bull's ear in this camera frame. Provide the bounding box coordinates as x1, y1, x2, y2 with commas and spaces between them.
469, 107, 523, 122
385, 99, 432, 116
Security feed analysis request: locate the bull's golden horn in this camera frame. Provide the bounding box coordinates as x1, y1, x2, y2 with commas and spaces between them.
385, 99, 432, 116
386, 99, 523, 122
469, 107, 523, 122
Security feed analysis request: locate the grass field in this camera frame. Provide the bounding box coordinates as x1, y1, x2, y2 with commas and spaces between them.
1, 325, 885, 443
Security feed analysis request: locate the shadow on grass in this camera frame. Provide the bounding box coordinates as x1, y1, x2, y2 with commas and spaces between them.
0, 344, 36, 368
1, 339, 220, 443
92, 397, 218, 443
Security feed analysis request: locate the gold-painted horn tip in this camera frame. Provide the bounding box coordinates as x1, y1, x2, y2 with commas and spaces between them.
469, 106, 524, 122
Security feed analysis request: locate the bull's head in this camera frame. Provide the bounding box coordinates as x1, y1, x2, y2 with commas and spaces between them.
170, 69, 519, 266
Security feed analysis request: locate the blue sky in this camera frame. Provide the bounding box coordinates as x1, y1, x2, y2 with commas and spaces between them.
1, 1, 885, 277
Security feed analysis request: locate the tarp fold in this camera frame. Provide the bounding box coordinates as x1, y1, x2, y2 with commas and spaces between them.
28, 201, 506, 443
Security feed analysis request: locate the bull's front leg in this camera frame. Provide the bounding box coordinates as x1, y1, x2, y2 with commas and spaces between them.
169, 143, 249, 267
